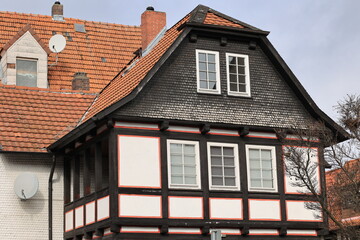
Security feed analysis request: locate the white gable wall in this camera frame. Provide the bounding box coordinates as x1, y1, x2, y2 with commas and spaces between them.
0, 153, 63, 240
1, 31, 48, 88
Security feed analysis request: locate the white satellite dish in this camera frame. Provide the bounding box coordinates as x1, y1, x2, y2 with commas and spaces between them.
49, 34, 66, 53
14, 172, 39, 200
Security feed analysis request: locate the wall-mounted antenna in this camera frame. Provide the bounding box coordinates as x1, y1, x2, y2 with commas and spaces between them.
48, 34, 67, 67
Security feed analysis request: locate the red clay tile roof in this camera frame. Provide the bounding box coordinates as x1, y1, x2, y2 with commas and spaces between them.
0, 11, 141, 92
0, 84, 96, 152
82, 15, 190, 122
204, 12, 244, 28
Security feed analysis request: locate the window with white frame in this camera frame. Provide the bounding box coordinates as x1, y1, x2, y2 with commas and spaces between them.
226, 53, 250, 97
16, 58, 38, 87
167, 140, 201, 189
196, 49, 220, 94
246, 145, 277, 192
207, 142, 240, 190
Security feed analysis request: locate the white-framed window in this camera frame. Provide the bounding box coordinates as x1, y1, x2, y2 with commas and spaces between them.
226, 53, 250, 97
196, 49, 221, 94
207, 142, 240, 191
167, 140, 201, 189
16, 58, 38, 87
246, 145, 277, 192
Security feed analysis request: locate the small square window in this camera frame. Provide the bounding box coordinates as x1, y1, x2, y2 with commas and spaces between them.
196, 50, 220, 94
246, 145, 277, 192
167, 140, 201, 189
207, 142, 240, 191
16, 58, 37, 87
226, 53, 250, 97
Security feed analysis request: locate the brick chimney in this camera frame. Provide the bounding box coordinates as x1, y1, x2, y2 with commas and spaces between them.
72, 72, 89, 91
141, 6, 166, 51
52, 1, 64, 21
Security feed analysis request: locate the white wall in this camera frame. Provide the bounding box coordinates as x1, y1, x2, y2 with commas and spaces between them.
0, 153, 63, 240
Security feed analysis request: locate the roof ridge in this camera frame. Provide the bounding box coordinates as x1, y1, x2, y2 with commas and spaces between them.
0, 11, 140, 28
0, 84, 97, 95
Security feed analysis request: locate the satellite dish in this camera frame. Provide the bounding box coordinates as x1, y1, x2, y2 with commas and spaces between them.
49, 34, 66, 53
14, 173, 39, 200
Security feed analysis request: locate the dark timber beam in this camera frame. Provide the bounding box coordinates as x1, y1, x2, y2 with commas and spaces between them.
95, 142, 103, 191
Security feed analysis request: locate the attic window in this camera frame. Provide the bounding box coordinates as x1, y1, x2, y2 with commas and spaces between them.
101, 57, 106, 63
16, 58, 37, 87
226, 53, 251, 97
74, 23, 86, 33
196, 49, 220, 94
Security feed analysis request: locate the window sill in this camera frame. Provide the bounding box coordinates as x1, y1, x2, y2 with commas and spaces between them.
248, 188, 278, 193
197, 89, 221, 95
169, 185, 202, 190
227, 91, 251, 98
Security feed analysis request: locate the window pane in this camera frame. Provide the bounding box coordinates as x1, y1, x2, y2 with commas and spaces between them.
228, 56, 236, 64
263, 180, 273, 188
199, 62, 207, 71
171, 176, 183, 184
250, 169, 261, 178
237, 57, 245, 65
262, 170, 273, 179
208, 72, 216, 81
229, 74, 237, 83
209, 81, 217, 90
225, 177, 236, 186
184, 145, 195, 154
199, 53, 206, 61
223, 147, 234, 156
230, 83, 237, 92
212, 177, 223, 186
170, 143, 182, 154
208, 63, 216, 72
251, 179, 261, 187
207, 54, 215, 63
171, 155, 182, 164
261, 150, 272, 160
16, 59, 37, 87
224, 157, 234, 166
262, 159, 272, 169
239, 84, 246, 93
184, 156, 195, 164
212, 167, 223, 176
185, 177, 196, 184
184, 166, 196, 175
171, 165, 182, 174
238, 66, 245, 74
211, 156, 222, 165
200, 80, 208, 89
238, 75, 246, 84
250, 159, 260, 168
224, 167, 235, 176
211, 147, 222, 155
229, 65, 237, 74
199, 71, 207, 80
249, 149, 260, 159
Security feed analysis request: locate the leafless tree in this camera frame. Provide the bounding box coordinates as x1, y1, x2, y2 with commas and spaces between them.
277, 95, 360, 240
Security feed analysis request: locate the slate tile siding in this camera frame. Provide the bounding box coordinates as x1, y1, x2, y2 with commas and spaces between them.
117, 34, 314, 129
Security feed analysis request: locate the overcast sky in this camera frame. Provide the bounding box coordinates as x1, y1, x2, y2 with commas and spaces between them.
2, 0, 359, 121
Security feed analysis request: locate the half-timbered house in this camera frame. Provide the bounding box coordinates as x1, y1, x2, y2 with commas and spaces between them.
0, 2, 348, 240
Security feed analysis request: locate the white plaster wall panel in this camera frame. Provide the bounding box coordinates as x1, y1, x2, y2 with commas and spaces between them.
118, 135, 161, 188
1, 52, 8, 84
75, 206, 84, 229
287, 229, 317, 236
210, 229, 241, 235
121, 226, 160, 233
5, 31, 48, 87
209, 198, 242, 219
97, 196, 110, 221
283, 146, 320, 194
208, 128, 239, 136
85, 201, 96, 225
169, 196, 203, 219
247, 131, 277, 139
65, 210, 74, 232
119, 194, 162, 218
0, 153, 63, 240
286, 201, 323, 222
167, 125, 200, 133
169, 228, 202, 234
249, 229, 279, 235
248, 199, 281, 221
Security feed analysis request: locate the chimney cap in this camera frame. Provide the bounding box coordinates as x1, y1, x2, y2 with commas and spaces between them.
54, 1, 61, 4
146, 6, 155, 11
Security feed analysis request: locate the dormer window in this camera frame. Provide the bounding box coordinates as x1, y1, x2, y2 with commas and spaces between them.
16, 58, 38, 87
196, 50, 220, 94
226, 53, 250, 97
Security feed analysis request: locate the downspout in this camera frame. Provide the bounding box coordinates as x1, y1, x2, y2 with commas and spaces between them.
49, 154, 56, 240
